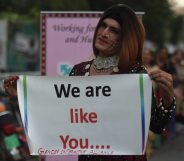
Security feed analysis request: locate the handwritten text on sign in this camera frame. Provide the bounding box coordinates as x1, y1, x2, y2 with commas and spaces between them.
17, 75, 152, 155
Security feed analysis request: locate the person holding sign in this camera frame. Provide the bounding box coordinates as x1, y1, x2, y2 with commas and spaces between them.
4, 4, 176, 161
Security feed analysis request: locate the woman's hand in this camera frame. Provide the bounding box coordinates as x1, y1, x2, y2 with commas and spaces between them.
148, 67, 174, 107
3, 76, 19, 97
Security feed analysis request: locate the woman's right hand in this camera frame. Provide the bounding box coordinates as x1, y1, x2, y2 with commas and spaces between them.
3, 76, 19, 97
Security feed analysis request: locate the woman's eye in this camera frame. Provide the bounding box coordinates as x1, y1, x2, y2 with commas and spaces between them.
111, 28, 120, 34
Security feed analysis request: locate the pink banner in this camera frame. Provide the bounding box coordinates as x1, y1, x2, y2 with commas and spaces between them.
41, 12, 101, 76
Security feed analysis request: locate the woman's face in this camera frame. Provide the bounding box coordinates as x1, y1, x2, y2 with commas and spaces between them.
95, 18, 121, 57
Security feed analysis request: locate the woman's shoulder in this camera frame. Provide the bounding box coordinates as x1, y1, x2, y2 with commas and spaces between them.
73, 60, 93, 69
69, 60, 93, 76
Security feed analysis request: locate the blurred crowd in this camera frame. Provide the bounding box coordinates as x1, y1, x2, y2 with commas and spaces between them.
143, 47, 184, 122
143, 47, 184, 157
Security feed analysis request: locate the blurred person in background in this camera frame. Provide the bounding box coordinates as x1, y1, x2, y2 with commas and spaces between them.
3, 4, 176, 161
171, 49, 184, 86
156, 48, 182, 86
171, 49, 184, 126
142, 48, 156, 70
156, 47, 169, 70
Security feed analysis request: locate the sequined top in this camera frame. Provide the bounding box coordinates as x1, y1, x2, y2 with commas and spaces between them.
69, 60, 176, 161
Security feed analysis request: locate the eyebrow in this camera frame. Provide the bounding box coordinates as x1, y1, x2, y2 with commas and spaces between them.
102, 21, 120, 30
102, 21, 121, 34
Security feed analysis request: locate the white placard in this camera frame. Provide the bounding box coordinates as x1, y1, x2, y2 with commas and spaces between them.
17, 74, 152, 155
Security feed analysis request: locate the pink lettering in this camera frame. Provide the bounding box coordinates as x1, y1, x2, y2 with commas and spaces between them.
59, 135, 89, 149
70, 108, 97, 123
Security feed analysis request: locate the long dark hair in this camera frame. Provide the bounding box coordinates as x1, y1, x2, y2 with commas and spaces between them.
93, 4, 145, 73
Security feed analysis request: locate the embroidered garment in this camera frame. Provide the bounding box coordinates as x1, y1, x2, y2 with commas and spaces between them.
69, 60, 176, 161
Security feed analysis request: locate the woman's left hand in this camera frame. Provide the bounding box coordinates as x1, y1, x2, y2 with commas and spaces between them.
148, 67, 174, 107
